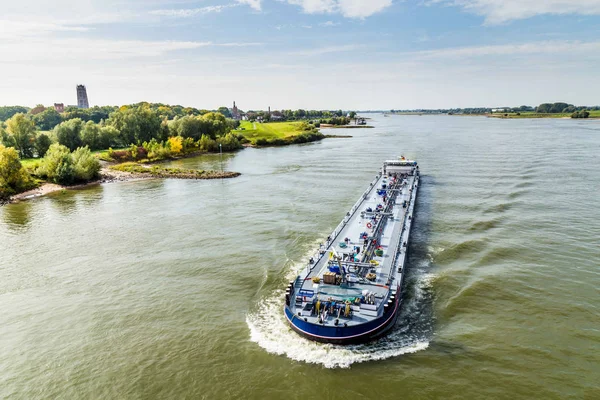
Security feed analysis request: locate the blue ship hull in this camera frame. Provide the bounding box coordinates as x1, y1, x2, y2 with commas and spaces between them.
284, 290, 401, 345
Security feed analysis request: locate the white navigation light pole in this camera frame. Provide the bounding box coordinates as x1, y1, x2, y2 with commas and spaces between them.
219, 143, 223, 173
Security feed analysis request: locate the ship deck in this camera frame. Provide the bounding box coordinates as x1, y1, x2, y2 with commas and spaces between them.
290, 172, 417, 327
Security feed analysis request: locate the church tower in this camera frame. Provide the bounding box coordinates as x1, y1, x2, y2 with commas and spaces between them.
76, 85, 89, 109
232, 101, 240, 120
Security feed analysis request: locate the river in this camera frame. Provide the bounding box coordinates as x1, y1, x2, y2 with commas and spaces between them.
1, 115, 599, 399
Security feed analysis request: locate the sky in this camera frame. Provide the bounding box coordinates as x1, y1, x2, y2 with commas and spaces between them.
1, 0, 600, 110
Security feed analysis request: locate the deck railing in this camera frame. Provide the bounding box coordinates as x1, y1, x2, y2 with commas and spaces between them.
303, 172, 383, 276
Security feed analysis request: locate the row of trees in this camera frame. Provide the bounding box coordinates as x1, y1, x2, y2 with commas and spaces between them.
0, 105, 241, 159
0, 102, 236, 132
534, 102, 599, 114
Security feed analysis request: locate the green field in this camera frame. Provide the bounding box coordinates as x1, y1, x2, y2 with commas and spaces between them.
19, 158, 41, 170
236, 121, 312, 143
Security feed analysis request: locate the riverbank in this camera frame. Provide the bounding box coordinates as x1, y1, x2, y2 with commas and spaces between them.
8, 167, 146, 203
487, 112, 600, 119
320, 124, 374, 128
388, 111, 600, 119
110, 162, 241, 179
8, 163, 240, 204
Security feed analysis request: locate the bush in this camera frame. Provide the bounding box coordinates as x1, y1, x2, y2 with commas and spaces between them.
198, 134, 218, 152
571, 111, 590, 119
0, 144, 36, 199
167, 136, 183, 154
216, 133, 242, 151
143, 139, 171, 160
72, 147, 101, 181
36, 144, 100, 184
252, 132, 324, 147
319, 117, 349, 126
54, 155, 75, 185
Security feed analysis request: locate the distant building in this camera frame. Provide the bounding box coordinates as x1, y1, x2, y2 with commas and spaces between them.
54, 103, 65, 113
76, 85, 89, 109
492, 108, 507, 113
231, 101, 241, 120
271, 110, 284, 121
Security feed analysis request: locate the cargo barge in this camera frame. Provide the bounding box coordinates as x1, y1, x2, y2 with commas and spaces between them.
284, 157, 420, 344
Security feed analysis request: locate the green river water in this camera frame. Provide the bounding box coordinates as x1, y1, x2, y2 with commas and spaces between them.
1, 115, 599, 399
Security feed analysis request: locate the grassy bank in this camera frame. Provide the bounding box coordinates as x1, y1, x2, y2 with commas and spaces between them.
236, 121, 324, 146
110, 162, 240, 179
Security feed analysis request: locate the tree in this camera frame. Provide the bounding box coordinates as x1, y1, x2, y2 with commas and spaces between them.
217, 106, 232, 118
170, 115, 203, 140
30, 104, 46, 115
0, 144, 34, 199
32, 108, 62, 130
198, 112, 230, 139
108, 105, 161, 145
349, 111, 357, 119
5, 113, 37, 158
81, 121, 103, 150
0, 106, 29, 122
0, 126, 16, 148
54, 118, 84, 151
550, 102, 571, 113
535, 103, 552, 113
35, 134, 52, 157
99, 126, 121, 148
536, 102, 573, 113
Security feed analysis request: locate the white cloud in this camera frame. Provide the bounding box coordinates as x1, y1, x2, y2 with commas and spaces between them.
0, 20, 90, 39
0, 37, 262, 63
320, 20, 341, 26
411, 40, 600, 59
431, 0, 600, 24
290, 44, 362, 56
149, 5, 236, 18
287, 0, 393, 18
237, 0, 262, 11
